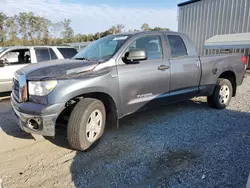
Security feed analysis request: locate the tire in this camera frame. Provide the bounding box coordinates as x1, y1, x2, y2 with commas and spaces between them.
207, 78, 233, 109
67, 98, 106, 151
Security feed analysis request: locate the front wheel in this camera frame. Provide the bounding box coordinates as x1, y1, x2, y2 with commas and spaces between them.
67, 98, 106, 151
207, 78, 233, 109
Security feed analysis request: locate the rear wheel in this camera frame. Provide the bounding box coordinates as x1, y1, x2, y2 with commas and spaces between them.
207, 78, 233, 109
67, 98, 106, 151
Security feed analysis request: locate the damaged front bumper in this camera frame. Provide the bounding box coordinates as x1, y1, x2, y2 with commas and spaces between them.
11, 93, 65, 137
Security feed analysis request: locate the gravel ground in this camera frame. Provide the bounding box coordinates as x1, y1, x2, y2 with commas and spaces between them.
0, 76, 250, 188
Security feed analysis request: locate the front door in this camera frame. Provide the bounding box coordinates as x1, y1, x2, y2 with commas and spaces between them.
117, 34, 171, 117
0, 49, 31, 92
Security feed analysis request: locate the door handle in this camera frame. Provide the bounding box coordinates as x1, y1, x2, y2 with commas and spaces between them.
158, 65, 169, 71
196, 60, 200, 67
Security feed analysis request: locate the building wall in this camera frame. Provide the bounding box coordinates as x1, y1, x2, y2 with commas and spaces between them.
178, 0, 250, 56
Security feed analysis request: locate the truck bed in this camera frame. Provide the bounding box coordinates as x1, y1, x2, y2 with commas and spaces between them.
198, 53, 245, 96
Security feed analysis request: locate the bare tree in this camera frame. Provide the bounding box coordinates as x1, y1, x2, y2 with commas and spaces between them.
61, 19, 74, 41
116, 24, 124, 33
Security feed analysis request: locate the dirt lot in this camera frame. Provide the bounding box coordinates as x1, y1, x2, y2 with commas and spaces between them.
0, 77, 250, 188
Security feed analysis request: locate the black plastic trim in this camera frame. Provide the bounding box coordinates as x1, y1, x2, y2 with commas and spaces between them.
178, 0, 201, 7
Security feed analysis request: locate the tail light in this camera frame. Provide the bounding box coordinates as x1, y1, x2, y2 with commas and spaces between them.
241, 56, 247, 65
241, 56, 247, 70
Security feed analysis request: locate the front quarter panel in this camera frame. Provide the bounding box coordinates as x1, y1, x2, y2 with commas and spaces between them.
46, 63, 121, 115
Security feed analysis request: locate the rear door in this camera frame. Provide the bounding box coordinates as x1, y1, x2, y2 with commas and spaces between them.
166, 34, 201, 100
34, 47, 60, 62
34, 47, 51, 62
117, 34, 171, 116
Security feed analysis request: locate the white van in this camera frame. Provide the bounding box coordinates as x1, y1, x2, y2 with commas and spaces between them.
0, 46, 78, 92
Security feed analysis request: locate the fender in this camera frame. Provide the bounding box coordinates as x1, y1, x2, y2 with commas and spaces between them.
47, 69, 122, 118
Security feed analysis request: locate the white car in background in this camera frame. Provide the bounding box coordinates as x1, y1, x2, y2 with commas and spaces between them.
0, 46, 78, 93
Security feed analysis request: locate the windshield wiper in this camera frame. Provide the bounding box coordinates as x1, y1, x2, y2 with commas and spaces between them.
74, 57, 92, 61
74, 57, 102, 65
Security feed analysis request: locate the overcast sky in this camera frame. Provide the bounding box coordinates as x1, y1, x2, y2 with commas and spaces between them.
0, 0, 186, 34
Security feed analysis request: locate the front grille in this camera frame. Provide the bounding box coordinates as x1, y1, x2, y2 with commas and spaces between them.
13, 79, 20, 102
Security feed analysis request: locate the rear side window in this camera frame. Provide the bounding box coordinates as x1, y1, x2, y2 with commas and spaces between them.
57, 48, 78, 59
49, 48, 58, 60
167, 35, 187, 58
35, 48, 50, 62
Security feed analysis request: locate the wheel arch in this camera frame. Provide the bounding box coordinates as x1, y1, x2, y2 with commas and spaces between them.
81, 92, 118, 123
57, 91, 119, 126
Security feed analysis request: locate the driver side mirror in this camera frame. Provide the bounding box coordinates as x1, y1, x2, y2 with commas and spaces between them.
124, 49, 147, 63
0, 60, 4, 67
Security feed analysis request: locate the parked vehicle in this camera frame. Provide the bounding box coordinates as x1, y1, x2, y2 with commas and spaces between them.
0, 46, 78, 92
11, 31, 246, 151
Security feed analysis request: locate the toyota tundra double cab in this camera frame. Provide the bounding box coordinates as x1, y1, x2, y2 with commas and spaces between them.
11, 31, 246, 151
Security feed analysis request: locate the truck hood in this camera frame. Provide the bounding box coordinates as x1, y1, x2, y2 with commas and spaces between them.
21, 59, 99, 80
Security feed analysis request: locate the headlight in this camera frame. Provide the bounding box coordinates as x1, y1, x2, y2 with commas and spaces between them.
28, 80, 58, 96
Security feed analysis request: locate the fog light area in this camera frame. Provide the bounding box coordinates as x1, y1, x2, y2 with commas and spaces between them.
27, 118, 41, 130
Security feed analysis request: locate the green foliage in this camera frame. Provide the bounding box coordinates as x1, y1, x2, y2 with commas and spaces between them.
0, 12, 169, 47
0, 13, 7, 43
141, 23, 150, 31
141, 23, 169, 31
151, 26, 170, 31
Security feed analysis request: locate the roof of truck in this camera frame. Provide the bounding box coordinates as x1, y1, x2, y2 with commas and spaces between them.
111, 30, 180, 36
4, 45, 74, 50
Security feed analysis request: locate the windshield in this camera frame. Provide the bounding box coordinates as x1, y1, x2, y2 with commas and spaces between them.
73, 35, 131, 61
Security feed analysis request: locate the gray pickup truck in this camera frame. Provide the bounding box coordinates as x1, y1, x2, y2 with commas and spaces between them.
11, 31, 246, 151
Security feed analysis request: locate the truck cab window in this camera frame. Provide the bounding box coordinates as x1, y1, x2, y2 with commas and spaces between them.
167, 35, 187, 58
1, 49, 30, 65
57, 48, 78, 59
127, 35, 163, 60
49, 48, 58, 60
35, 48, 50, 62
